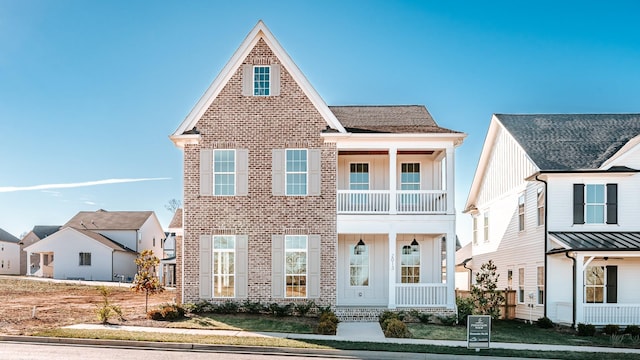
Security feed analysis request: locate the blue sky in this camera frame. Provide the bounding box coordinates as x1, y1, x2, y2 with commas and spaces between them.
1, 1, 639, 243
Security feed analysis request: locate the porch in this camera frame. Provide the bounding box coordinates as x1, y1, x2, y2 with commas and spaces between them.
584, 304, 640, 326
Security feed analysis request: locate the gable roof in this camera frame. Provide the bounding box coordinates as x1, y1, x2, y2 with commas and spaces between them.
64, 210, 153, 230
171, 20, 345, 142
497, 114, 640, 170
328, 105, 463, 134
74, 228, 136, 253
32, 225, 61, 240
549, 232, 640, 252
0, 228, 19, 243
168, 208, 182, 229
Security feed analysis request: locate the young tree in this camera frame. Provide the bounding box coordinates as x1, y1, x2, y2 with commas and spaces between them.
132, 250, 164, 313
471, 259, 505, 320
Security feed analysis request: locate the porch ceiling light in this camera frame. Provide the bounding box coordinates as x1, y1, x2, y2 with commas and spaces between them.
411, 238, 419, 252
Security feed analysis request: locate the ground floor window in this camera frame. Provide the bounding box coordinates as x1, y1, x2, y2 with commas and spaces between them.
401, 244, 420, 283
537, 266, 544, 305
350, 240, 369, 286
213, 235, 235, 298
285, 235, 307, 298
585, 265, 604, 303
79, 252, 91, 266
518, 268, 525, 303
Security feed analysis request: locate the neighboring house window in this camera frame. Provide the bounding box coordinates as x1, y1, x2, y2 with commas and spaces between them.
350, 163, 369, 204
285, 235, 307, 298
213, 235, 235, 298
79, 252, 91, 266
214, 150, 236, 196
585, 265, 618, 303
1, 260, 3, 268
253, 65, 270, 96
153, 237, 156, 247
518, 268, 525, 303
537, 266, 544, 305
537, 188, 545, 226
286, 149, 307, 195
350, 241, 369, 286
518, 194, 525, 231
472, 216, 478, 245
401, 244, 420, 283
573, 184, 617, 224
507, 269, 513, 289
7, 260, 9, 269
483, 212, 490, 242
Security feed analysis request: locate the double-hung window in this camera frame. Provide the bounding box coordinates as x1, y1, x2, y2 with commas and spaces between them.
483, 212, 490, 242
518, 194, 525, 231
537, 266, 544, 305
214, 150, 235, 196
285, 235, 307, 298
79, 252, 91, 266
472, 216, 478, 245
401, 244, 420, 283
286, 149, 307, 195
585, 265, 618, 303
537, 188, 545, 226
213, 236, 235, 297
253, 66, 270, 96
573, 183, 617, 224
518, 268, 525, 303
349, 163, 369, 205
586, 184, 605, 223
400, 163, 420, 209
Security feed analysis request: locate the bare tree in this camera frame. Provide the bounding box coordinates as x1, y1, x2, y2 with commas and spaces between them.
165, 198, 182, 213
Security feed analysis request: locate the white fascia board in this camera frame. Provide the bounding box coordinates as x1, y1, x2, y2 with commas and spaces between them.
322, 133, 466, 149
169, 134, 201, 149
600, 134, 640, 169
171, 20, 345, 137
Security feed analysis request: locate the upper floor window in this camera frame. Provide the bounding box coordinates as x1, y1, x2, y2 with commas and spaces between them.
483, 212, 490, 242
472, 216, 478, 245
213, 235, 235, 298
214, 150, 235, 196
401, 244, 420, 283
286, 149, 307, 195
573, 184, 617, 225
253, 66, 270, 96
537, 188, 545, 226
400, 163, 420, 190
350, 163, 369, 190
285, 235, 307, 298
518, 194, 525, 231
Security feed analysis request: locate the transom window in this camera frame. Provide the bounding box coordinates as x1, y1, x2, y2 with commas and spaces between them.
286, 149, 307, 195
214, 150, 235, 196
401, 244, 420, 283
400, 163, 420, 190
586, 184, 605, 224
79, 252, 91, 266
585, 265, 604, 303
285, 235, 307, 298
253, 66, 270, 96
213, 236, 235, 298
350, 242, 369, 286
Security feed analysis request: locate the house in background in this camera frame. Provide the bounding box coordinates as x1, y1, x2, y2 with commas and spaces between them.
0, 228, 20, 275
19, 225, 60, 275
465, 114, 640, 326
160, 208, 181, 287
170, 21, 465, 317
24, 210, 165, 281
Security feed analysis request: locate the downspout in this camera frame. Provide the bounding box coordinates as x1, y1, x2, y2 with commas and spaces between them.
463, 258, 473, 290
535, 174, 549, 317
565, 251, 577, 328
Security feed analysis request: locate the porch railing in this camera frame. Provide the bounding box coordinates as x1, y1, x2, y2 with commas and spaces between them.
337, 190, 448, 214
583, 304, 640, 325
396, 283, 448, 307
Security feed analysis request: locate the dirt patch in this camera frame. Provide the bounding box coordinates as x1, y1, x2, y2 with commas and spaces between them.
0, 276, 175, 335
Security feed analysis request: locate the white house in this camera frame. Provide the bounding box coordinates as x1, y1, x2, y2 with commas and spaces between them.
19, 225, 60, 275
0, 228, 20, 275
465, 113, 640, 327
24, 210, 165, 281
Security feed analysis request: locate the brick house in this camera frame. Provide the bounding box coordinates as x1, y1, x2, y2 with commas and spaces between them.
170, 21, 465, 316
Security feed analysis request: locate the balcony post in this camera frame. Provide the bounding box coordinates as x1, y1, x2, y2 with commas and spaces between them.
389, 147, 397, 214
576, 253, 585, 327
388, 230, 397, 308
446, 231, 455, 308
446, 146, 455, 215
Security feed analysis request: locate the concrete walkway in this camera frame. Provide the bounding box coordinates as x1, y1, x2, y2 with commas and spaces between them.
62, 322, 640, 355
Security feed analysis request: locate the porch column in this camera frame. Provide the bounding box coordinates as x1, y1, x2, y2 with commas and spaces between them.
26, 253, 32, 276
445, 146, 455, 215
388, 230, 397, 308
39, 253, 44, 275
446, 231, 456, 308
575, 253, 585, 326
389, 147, 397, 214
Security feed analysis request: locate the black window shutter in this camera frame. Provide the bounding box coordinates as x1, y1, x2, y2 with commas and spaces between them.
606, 184, 618, 224
606, 265, 618, 304
573, 184, 585, 224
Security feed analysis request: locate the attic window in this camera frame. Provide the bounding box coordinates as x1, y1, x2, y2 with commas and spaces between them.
253, 66, 270, 96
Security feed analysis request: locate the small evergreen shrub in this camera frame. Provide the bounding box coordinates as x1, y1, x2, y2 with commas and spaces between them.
294, 300, 315, 317
378, 310, 399, 325
319, 311, 339, 324
536, 316, 554, 329
316, 304, 333, 316
190, 300, 215, 313
456, 296, 475, 325
316, 310, 339, 335
603, 324, 620, 335
625, 325, 640, 337
415, 312, 433, 324
577, 323, 596, 336
437, 314, 458, 326
268, 303, 293, 317
242, 300, 267, 314
383, 318, 411, 338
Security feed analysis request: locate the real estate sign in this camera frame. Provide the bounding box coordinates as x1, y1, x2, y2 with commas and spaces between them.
467, 315, 491, 349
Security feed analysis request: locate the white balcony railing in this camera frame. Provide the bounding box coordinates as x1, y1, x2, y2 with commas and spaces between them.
337, 190, 447, 214
583, 304, 640, 325
396, 283, 448, 307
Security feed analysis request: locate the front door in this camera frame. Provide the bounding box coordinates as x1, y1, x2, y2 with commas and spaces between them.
337, 234, 388, 306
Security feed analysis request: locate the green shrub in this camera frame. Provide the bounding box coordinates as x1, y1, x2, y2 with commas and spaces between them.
437, 314, 458, 326
190, 300, 215, 313
242, 300, 267, 314
316, 304, 333, 316
316, 319, 337, 335
625, 325, 640, 336
319, 311, 339, 324
268, 302, 293, 317
456, 296, 475, 325
415, 312, 433, 324
95, 286, 124, 324
603, 324, 620, 335
383, 318, 411, 338
536, 316, 554, 329
378, 310, 399, 325
577, 323, 596, 336
294, 300, 315, 317
215, 300, 239, 314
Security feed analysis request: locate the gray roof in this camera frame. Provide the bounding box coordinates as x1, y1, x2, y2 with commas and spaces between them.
549, 232, 640, 252
32, 225, 61, 240
64, 210, 154, 230
329, 105, 462, 134
496, 114, 640, 170
75, 228, 136, 253
0, 228, 19, 243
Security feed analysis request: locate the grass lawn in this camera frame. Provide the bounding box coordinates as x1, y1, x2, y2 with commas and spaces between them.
167, 313, 318, 334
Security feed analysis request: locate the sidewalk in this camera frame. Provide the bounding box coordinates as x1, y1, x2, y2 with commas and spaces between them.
62, 322, 640, 355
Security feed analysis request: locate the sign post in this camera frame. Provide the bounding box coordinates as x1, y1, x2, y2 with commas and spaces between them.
467, 315, 491, 350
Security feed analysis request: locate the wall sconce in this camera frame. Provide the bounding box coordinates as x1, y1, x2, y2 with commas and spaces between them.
411, 238, 419, 253
355, 238, 365, 255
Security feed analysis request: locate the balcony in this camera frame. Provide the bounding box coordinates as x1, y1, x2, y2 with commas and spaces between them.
337, 190, 448, 214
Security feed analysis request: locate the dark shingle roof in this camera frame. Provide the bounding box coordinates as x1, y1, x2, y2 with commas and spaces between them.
549, 232, 640, 251
496, 114, 640, 170
0, 228, 19, 243
32, 225, 61, 240
74, 229, 136, 253
329, 105, 462, 134
64, 210, 153, 230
